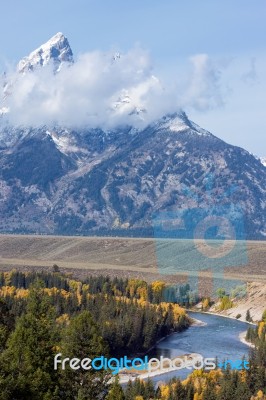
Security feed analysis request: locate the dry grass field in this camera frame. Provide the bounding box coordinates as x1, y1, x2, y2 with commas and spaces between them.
0, 234, 265, 285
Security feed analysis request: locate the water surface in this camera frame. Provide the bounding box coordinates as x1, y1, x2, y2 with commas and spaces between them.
149, 312, 252, 383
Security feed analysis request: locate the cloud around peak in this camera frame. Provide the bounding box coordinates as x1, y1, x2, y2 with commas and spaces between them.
1, 42, 227, 129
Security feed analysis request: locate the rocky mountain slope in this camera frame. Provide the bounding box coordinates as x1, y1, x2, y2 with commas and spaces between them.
0, 34, 265, 238
209, 282, 266, 323
0, 112, 265, 237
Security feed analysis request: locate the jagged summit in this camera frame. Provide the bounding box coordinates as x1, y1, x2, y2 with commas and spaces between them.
17, 32, 74, 73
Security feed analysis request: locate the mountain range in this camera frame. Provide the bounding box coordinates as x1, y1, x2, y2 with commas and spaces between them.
0, 33, 265, 238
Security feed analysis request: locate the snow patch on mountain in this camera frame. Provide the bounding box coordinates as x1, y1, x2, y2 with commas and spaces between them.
161, 114, 188, 133
0, 106, 9, 116
151, 112, 212, 136
260, 157, 266, 167
17, 32, 74, 73
46, 129, 89, 157
189, 121, 213, 136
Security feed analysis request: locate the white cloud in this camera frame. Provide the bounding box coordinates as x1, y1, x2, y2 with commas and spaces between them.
1, 49, 227, 129
241, 57, 258, 84
182, 54, 225, 112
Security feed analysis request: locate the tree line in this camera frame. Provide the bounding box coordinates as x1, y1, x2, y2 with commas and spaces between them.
0, 270, 190, 399
0, 270, 265, 399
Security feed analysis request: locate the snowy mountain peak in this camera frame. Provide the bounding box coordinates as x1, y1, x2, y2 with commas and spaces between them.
152, 112, 212, 136
17, 32, 74, 73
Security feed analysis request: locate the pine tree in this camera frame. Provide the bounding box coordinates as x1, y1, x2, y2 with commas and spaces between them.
234, 380, 252, 400
218, 372, 236, 400
0, 281, 60, 400
125, 380, 134, 400
59, 310, 111, 400
173, 379, 186, 400
202, 381, 217, 400
144, 378, 155, 398
246, 309, 252, 322
106, 376, 125, 400
0, 298, 14, 352
185, 379, 195, 400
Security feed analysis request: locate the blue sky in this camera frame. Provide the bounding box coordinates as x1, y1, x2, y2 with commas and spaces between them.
1, 0, 265, 156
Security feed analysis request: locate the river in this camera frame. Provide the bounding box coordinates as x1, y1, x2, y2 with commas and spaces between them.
147, 311, 252, 383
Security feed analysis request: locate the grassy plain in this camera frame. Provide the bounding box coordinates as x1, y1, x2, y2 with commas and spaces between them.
0, 234, 265, 285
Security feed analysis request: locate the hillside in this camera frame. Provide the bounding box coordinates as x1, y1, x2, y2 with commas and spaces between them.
0, 235, 265, 285
209, 282, 266, 323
